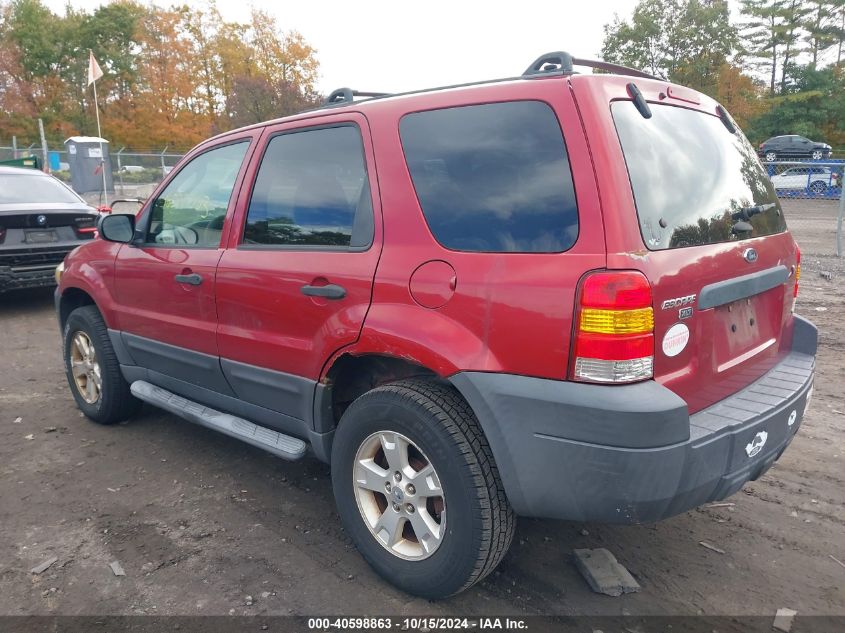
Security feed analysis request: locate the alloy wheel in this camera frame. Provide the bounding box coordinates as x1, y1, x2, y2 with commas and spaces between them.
69, 331, 101, 404
353, 431, 446, 560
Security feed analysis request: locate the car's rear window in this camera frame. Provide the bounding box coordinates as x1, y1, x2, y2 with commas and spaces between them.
400, 101, 578, 253
0, 173, 81, 204
612, 102, 786, 250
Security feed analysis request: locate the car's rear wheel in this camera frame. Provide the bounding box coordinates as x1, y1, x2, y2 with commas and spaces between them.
765, 151, 777, 162
331, 379, 515, 598
809, 180, 827, 194
63, 305, 140, 424
811, 149, 824, 160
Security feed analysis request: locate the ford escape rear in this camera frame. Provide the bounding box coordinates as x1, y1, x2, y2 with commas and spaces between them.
55, 51, 816, 599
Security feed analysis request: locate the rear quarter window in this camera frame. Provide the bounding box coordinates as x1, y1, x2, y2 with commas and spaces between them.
399, 101, 578, 253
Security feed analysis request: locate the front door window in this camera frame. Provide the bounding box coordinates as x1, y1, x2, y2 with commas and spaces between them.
147, 142, 249, 247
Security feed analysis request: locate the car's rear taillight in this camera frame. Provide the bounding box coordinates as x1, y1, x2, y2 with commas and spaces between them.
572, 271, 654, 384
74, 216, 98, 238
794, 246, 801, 298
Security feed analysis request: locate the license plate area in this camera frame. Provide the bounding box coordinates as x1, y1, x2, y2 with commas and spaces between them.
712, 291, 781, 371
24, 230, 58, 244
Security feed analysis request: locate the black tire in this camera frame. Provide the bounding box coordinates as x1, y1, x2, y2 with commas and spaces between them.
63, 305, 140, 424
765, 151, 777, 162
331, 379, 515, 598
811, 150, 823, 161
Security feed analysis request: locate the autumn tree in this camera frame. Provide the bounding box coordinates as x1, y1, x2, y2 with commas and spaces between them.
601, 0, 737, 95
0, 0, 320, 149
713, 63, 769, 130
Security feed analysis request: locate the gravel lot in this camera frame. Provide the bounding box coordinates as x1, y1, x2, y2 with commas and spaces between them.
1, 200, 843, 617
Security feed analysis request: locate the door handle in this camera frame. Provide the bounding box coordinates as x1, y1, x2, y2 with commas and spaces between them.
174, 273, 203, 286
301, 283, 346, 300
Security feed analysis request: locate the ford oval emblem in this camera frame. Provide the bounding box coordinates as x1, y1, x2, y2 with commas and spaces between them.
743, 248, 758, 263
36, 214, 47, 226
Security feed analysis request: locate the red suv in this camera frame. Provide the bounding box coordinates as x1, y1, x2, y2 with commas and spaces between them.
55, 52, 817, 598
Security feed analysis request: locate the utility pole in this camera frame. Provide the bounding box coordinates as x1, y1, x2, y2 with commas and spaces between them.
38, 118, 49, 173
117, 147, 125, 192
837, 184, 844, 258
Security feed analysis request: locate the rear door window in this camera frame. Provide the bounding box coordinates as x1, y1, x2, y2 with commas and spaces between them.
612, 102, 786, 250
399, 101, 578, 253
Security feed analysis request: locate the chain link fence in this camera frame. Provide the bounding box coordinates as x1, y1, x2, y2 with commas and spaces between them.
762, 159, 845, 258
0, 144, 185, 205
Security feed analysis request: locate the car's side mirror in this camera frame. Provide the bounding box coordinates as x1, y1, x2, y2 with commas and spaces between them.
98, 213, 135, 243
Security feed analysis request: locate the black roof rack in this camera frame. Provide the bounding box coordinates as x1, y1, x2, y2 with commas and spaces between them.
312, 52, 656, 114
324, 88, 392, 107
522, 51, 658, 80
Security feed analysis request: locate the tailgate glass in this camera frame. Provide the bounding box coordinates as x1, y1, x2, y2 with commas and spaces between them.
612, 102, 786, 251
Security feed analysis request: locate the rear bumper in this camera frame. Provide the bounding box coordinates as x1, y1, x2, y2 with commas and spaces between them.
451, 315, 817, 523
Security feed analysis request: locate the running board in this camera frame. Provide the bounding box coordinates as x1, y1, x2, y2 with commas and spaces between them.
130, 380, 308, 461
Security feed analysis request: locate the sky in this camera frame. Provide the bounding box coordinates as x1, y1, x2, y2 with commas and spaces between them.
42, 0, 643, 94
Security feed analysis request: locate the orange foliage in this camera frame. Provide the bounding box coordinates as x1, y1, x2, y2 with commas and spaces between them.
713, 63, 770, 131
0, 0, 319, 150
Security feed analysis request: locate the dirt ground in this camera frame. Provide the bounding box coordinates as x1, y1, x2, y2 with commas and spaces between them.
1, 200, 843, 618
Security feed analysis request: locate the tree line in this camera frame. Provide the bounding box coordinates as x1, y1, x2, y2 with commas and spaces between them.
0, 0, 320, 150
1, 0, 843, 152
603, 0, 844, 147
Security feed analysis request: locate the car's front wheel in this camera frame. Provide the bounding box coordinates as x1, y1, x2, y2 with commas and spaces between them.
331, 379, 515, 598
765, 151, 777, 162
811, 149, 824, 160
63, 305, 140, 424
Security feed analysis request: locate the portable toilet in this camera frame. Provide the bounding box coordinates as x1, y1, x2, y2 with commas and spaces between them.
65, 136, 114, 194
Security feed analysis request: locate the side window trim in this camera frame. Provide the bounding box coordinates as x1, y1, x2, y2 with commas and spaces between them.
237, 122, 375, 252
139, 138, 252, 249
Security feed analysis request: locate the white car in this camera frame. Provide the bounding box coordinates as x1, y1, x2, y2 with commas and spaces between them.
769, 166, 837, 194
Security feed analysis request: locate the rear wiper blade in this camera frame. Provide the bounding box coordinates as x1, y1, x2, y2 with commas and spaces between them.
731, 202, 776, 222
737, 202, 776, 220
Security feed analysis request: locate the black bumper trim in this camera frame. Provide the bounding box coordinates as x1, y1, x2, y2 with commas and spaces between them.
451, 315, 817, 523
698, 265, 789, 309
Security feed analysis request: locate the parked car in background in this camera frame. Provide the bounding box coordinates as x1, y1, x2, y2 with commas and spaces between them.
55, 51, 816, 599
759, 135, 832, 161
0, 166, 98, 293
769, 166, 836, 194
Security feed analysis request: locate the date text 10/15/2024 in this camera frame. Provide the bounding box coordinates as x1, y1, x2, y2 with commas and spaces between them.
307, 618, 528, 630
